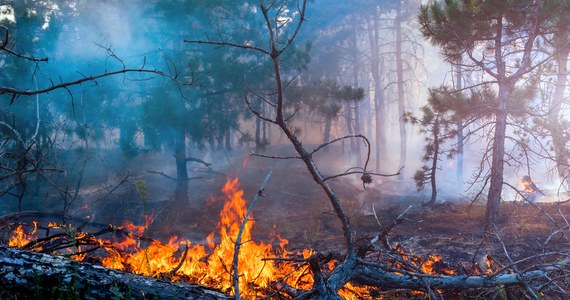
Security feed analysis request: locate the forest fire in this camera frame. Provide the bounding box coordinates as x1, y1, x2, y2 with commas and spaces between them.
392, 244, 459, 276
6, 178, 319, 298
5, 178, 501, 299
8, 223, 37, 248
95, 177, 313, 298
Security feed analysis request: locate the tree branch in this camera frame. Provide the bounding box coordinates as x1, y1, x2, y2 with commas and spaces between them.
232, 170, 272, 299
1, 67, 179, 100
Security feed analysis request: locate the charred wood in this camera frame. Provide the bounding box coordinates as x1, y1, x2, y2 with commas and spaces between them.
0, 246, 230, 300
352, 262, 547, 291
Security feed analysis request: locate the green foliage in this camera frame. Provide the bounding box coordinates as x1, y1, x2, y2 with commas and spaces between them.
288, 80, 365, 119
414, 167, 430, 192
419, 0, 569, 63
407, 87, 465, 195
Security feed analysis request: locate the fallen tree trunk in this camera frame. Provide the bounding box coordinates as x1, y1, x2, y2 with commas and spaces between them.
352, 262, 547, 291
0, 246, 230, 300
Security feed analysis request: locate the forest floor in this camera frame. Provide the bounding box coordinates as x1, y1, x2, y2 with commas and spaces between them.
2, 143, 568, 284
142, 144, 570, 270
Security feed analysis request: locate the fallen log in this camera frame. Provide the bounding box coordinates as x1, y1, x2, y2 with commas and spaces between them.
0, 246, 230, 300
352, 261, 548, 291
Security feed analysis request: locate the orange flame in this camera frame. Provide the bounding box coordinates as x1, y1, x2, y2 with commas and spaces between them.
9, 178, 468, 299
520, 176, 537, 194
8, 224, 36, 248
98, 177, 300, 298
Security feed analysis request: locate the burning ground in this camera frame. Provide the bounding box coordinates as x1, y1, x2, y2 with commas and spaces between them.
1, 145, 569, 299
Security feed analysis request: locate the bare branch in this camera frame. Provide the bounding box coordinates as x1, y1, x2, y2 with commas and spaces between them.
185, 157, 212, 169
183, 38, 270, 56
232, 171, 272, 299
146, 170, 177, 182
370, 205, 413, 250
1, 67, 181, 101
0, 26, 48, 62
249, 149, 301, 160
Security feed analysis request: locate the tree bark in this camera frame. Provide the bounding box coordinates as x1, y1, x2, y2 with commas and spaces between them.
428, 116, 440, 206
174, 130, 189, 206
323, 114, 332, 146
485, 16, 510, 231
396, 3, 407, 178
485, 89, 510, 230
352, 263, 546, 291
368, 17, 388, 173
0, 246, 229, 300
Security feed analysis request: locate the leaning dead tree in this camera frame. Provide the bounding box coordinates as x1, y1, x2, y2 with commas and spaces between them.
186, 1, 570, 299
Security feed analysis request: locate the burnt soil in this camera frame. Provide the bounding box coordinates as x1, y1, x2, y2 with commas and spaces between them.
2, 144, 568, 282
146, 145, 570, 269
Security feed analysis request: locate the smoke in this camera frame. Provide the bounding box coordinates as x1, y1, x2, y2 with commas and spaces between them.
2, 0, 567, 218
53, 1, 154, 69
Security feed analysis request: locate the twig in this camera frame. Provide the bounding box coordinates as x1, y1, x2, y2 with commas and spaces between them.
232, 170, 272, 299
349, 201, 367, 219
185, 157, 212, 169
249, 149, 300, 160
90, 173, 131, 204
170, 241, 190, 276
370, 205, 413, 250
492, 226, 540, 299
0, 26, 48, 62
323, 166, 404, 182
372, 205, 383, 228
146, 170, 177, 182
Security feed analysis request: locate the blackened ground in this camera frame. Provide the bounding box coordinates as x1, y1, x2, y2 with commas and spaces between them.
3, 143, 566, 276
143, 144, 570, 269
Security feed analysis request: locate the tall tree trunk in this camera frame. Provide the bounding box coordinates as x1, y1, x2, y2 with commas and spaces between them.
375, 85, 387, 172
225, 129, 232, 151
354, 102, 363, 166
174, 130, 189, 206
485, 19, 510, 228
255, 114, 262, 151
485, 86, 509, 230
455, 64, 464, 188
396, 3, 407, 178
262, 119, 268, 145
323, 114, 332, 147
350, 26, 361, 165
550, 45, 570, 183
367, 16, 387, 172
15, 142, 27, 212
428, 116, 440, 206
485, 16, 513, 230
344, 104, 355, 148
362, 94, 371, 140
